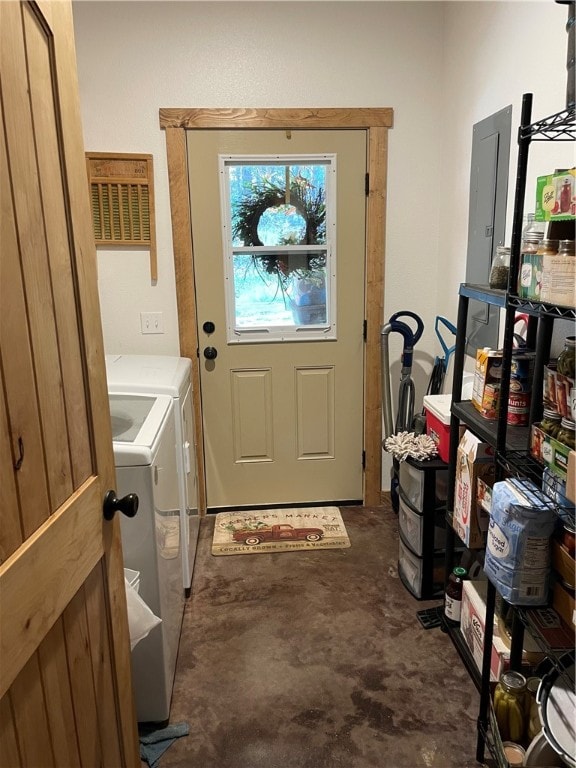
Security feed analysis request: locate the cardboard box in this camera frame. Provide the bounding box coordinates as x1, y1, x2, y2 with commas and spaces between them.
567, 450, 576, 503
549, 436, 571, 479
459, 580, 543, 681
552, 539, 576, 587
535, 168, 576, 221
552, 581, 575, 628
453, 430, 495, 548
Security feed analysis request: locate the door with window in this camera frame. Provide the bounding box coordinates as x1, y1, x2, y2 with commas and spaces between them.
188, 130, 367, 509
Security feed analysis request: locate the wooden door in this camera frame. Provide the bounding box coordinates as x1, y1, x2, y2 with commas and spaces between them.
0, 2, 139, 766
188, 130, 366, 509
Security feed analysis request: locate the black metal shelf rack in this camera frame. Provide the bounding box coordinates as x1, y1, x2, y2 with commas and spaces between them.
444, 93, 576, 768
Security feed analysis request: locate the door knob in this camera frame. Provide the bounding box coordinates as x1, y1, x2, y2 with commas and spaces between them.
203, 347, 218, 360
103, 490, 139, 521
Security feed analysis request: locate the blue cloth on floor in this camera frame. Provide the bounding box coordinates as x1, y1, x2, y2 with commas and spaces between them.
139, 722, 189, 767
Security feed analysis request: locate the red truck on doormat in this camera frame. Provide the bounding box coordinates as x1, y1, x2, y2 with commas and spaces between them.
232, 523, 324, 546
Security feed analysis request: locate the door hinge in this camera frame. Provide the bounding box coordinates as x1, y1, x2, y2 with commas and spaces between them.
365, 173, 370, 196
363, 319, 367, 341
362, 450, 366, 470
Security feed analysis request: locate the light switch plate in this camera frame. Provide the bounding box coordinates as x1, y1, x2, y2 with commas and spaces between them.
140, 311, 164, 334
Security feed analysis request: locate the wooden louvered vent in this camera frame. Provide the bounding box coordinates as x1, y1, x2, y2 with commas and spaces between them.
86, 152, 157, 280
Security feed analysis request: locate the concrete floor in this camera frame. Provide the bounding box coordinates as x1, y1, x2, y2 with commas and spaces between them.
160, 503, 484, 768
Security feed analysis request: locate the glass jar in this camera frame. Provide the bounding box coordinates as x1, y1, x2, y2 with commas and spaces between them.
550, 240, 576, 307
539, 239, 560, 302
489, 246, 511, 289
494, 671, 527, 743
519, 236, 542, 298
557, 336, 576, 378
444, 566, 467, 625
522, 213, 545, 241
540, 408, 562, 439
557, 417, 576, 450
525, 677, 542, 742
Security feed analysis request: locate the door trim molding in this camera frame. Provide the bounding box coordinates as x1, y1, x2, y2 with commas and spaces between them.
160, 108, 393, 512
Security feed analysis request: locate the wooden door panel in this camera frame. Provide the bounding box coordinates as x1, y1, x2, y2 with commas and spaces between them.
0, 385, 22, 562
23, 4, 92, 488
84, 567, 123, 768
37, 621, 82, 767
0, 696, 20, 767
0, 127, 51, 541
2, 0, 73, 512
1, 3, 139, 761
9, 656, 55, 767
0, 478, 103, 696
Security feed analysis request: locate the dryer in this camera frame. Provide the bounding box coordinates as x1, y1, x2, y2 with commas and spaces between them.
110, 392, 184, 723
106, 354, 199, 595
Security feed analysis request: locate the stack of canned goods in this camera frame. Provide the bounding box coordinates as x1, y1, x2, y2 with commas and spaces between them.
508, 348, 536, 426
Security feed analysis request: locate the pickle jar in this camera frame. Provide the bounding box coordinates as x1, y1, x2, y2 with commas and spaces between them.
557, 336, 576, 378
540, 408, 562, 439
557, 417, 576, 450
494, 671, 527, 743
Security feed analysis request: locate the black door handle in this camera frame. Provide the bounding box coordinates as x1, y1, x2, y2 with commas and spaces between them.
103, 490, 139, 521
203, 347, 218, 360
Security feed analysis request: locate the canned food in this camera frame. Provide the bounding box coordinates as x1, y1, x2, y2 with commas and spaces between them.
507, 393, 530, 425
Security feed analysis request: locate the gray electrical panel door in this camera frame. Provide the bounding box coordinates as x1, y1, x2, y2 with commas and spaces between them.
465, 105, 512, 357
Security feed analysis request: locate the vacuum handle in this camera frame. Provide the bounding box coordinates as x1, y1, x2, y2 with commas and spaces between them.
389, 311, 425, 346
435, 316, 457, 368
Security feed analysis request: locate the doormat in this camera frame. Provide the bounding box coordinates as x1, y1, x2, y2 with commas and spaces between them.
211, 507, 350, 556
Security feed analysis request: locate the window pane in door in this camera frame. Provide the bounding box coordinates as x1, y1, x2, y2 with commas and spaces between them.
232, 249, 327, 328
221, 155, 336, 341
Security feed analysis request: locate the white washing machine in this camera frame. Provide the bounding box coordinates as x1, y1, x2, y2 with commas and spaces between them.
106, 354, 199, 595
110, 392, 184, 723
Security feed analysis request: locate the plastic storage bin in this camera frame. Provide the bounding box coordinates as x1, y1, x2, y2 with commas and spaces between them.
398, 494, 447, 557
399, 459, 449, 512
423, 394, 452, 463
398, 535, 445, 599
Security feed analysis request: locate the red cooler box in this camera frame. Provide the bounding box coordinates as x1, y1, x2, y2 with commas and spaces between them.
423, 394, 451, 462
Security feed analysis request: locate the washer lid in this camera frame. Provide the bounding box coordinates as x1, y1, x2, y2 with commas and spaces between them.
109, 393, 173, 466
105, 354, 191, 399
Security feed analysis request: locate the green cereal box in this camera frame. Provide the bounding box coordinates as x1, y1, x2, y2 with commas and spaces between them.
535, 169, 576, 221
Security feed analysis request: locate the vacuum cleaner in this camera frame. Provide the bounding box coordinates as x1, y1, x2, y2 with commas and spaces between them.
381, 311, 424, 512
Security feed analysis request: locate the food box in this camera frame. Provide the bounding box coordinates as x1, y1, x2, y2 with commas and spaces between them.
552, 539, 576, 587
552, 580, 575, 628
423, 394, 451, 463
568, 451, 576, 503
531, 425, 571, 479
453, 430, 495, 548
459, 580, 543, 681
549, 436, 571, 479
472, 348, 503, 418
535, 168, 576, 221
522, 606, 575, 651
543, 364, 574, 418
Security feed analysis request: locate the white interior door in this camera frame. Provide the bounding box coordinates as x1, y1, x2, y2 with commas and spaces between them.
188, 130, 367, 509
0, 2, 138, 764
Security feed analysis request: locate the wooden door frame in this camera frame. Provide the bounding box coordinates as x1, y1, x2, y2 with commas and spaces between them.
159, 108, 393, 513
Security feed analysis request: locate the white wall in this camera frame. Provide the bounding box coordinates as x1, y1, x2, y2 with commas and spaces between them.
439, 1, 573, 352
73, 0, 445, 378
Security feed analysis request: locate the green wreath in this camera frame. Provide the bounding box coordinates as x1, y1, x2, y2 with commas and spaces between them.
232, 179, 327, 278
